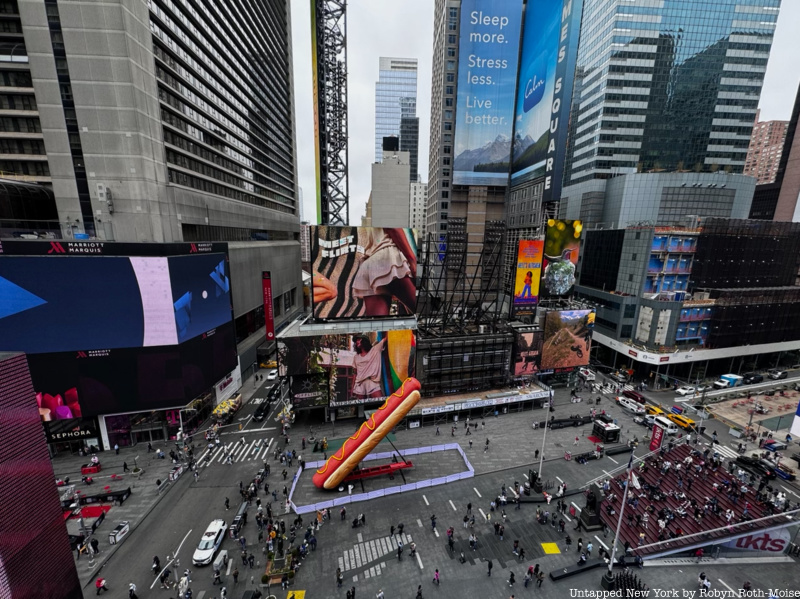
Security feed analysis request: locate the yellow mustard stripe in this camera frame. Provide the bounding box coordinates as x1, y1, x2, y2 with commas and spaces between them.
315, 379, 413, 476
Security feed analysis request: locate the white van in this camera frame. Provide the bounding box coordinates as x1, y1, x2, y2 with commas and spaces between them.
617, 396, 645, 415
653, 416, 679, 436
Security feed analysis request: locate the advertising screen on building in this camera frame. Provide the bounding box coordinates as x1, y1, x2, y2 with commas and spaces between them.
290, 373, 329, 409
512, 239, 544, 315
511, 0, 583, 198
0, 253, 233, 353
541, 219, 582, 297
513, 331, 543, 377
27, 322, 237, 419
279, 330, 416, 406
453, 0, 523, 185
540, 309, 594, 371
310, 226, 418, 320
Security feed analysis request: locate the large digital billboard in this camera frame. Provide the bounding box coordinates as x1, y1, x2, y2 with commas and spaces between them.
310, 226, 418, 319
279, 330, 416, 406
27, 321, 237, 418
0, 253, 233, 353
453, 0, 523, 185
512, 239, 544, 315
541, 219, 582, 297
513, 331, 543, 377
540, 309, 594, 371
511, 0, 583, 198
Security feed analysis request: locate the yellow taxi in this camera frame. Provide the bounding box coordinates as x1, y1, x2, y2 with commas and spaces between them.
645, 404, 665, 416
667, 413, 696, 430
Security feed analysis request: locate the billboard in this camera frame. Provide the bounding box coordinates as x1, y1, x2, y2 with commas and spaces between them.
27, 322, 238, 419
263, 271, 275, 341
513, 331, 543, 376
541, 219, 582, 297
453, 0, 524, 185
512, 239, 544, 315
540, 309, 594, 371
279, 330, 416, 406
0, 253, 233, 353
310, 226, 418, 319
510, 0, 583, 198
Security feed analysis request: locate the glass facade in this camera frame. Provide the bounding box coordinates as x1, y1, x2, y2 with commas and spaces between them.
149, 0, 296, 214
375, 57, 418, 181
565, 0, 780, 185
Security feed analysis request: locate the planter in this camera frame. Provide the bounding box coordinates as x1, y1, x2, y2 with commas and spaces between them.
729, 428, 743, 439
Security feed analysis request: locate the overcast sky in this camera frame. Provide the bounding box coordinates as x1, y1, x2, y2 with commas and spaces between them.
290, 0, 800, 226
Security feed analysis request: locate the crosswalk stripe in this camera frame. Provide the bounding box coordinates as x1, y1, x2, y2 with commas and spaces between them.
712, 444, 740, 459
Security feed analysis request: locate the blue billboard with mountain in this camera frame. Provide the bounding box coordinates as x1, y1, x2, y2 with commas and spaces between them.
453, 0, 523, 185
511, 0, 583, 198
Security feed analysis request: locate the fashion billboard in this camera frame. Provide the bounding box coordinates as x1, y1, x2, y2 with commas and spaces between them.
27, 322, 237, 419
513, 331, 543, 377
453, 0, 523, 185
278, 330, 416, 407
310, 226, 418, 320
0, 253, 233, 353
540, 309, 594, 371
511, 0, 583, 198
512, 239, 544, 315
541, 219, 582, 297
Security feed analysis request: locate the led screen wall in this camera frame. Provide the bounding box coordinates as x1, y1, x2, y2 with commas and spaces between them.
540, 309, 594, 371
310, 226, 418, 320
279, 330, 416, 406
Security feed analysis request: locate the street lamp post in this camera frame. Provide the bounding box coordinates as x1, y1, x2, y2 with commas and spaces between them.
600, 449, 636, 590
534, 388, 554, 493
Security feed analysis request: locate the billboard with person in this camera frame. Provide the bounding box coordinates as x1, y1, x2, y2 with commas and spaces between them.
513, 331, 543, 377
540, 309, 594, 371
278, 330, 416, 406
511, 0, 583, 198
541, 219, 582, 297
512, 239, 544, 315
453, 0, 524, 185
310, 226, 418, 319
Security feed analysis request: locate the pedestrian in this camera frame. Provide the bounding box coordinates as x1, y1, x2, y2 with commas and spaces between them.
577, 537, 583, 553
351, 586, 356, 599
433, 569, 440, 585
115, 443, 119, 455
508, 572, 515, 587
95, 577, 109, 595
90, 538, 99, 554
519, 547, 525, 560
436, 426, 440, 436
487, 559, 493, 576
123, 461, 129, 472
213, 568, 221, 585
485, 438, 490, 453
537, 571, 544, 587
248, 553, 254, 568
147, 441, 153, 453
377, 590, 385, 599
574, 436, 579, 446
232, 567, 239, 584
469, 439, 473, 449
586, 541, 593, 557
225, 497, 230, 510
416, 585, 423, 599
391, 525, 395, 536
337, 568, 343, 587
467, 502, 472, 514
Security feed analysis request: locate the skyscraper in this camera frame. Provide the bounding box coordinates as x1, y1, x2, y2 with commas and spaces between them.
375, 57, 418, 181
745, 111, 788, 184
564, 0, 780, 185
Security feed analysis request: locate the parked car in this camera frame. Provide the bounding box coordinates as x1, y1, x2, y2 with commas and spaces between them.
623, 390, 646, 404
617, 396, 646, 415
610, 372, 629, 383
743, 373, 764, 385
666, 413, 696, 430
736, 456, 776, 480
578, 368, 596, 382
768, 370, 788, 380
675, 386, 696, 397
267, 369, 278, 381
193, 519, 227, 566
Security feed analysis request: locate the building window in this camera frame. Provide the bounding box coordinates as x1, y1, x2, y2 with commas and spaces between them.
441, 202, 448, 210
631, 253, 637, 261
442, 181, 449, 188
635, 232, 641, 240
444, 110, 453, 120
621, 325, 632, 338
624, 304, 636, 318
444, 145, 451, 154
441, 191, 449, 198
445, 98, 453, 107
445, 86, 454, 95
446, 73, 454, 83
442, 157, 450, 165
448, 34, 456, 44
628, 274, 633, 282
449, 7, 457, 18
444, 122, 452, 130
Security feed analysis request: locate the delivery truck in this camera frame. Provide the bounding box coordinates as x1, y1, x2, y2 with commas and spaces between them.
713, 374, 743, 390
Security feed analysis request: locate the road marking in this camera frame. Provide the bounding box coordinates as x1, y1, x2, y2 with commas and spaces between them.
718, 579, 736, 594
556, 476, 564, 483
563, 513, 572, 522
417, 519, 423, 528
523, 473, 529, 479
783, 486, 800, 498
603, 470, 614, 477
449, 500, 457, 511
606, 456, 619, 464
196, 592, 206, 599
416, 552, 424, 569
479, 508, 487, 521
474, 487, 482, 498
357, 532, 362, 542
594, 535, 608, 550
151, 529, 193, 589
433, 528, 439, 537
422, 495, 429, 506
571, 502, 581, 514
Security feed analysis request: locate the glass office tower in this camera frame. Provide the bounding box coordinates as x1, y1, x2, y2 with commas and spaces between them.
564, 0, 780, 185
375, 57, 418, 181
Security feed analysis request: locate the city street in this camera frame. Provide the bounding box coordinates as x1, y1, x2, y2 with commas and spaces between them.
82, 368, 800, 598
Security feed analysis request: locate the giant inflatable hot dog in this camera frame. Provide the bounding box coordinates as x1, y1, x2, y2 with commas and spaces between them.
312, 377, 421, 490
